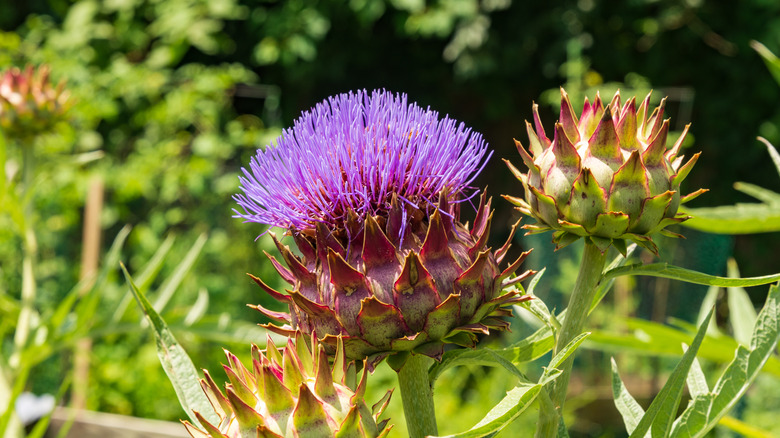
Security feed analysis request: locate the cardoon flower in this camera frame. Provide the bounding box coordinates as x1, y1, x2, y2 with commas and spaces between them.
235, 89, 533, 364
0, 65, 71, 139
505, 88, 706, 254
183, 332, 393, 438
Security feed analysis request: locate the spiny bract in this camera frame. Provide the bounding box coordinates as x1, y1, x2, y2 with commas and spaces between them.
183, 332, 393, 438
235, 90, 534, 365
505, 88, 706, 254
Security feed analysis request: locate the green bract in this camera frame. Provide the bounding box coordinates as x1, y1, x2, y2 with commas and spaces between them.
505, 88, 706, 254
183, 332, 393, 438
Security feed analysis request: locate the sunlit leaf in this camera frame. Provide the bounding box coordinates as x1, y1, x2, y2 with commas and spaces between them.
628, 309, 713, 438
726, 259, 757, 345
752, 41, 780, 87
434, 370, 562, 438
611, 358, 645, 435
603, 263, 780, 287
121, 262, 218, 427
680, 203, 780, 234
670, 283, 780, 438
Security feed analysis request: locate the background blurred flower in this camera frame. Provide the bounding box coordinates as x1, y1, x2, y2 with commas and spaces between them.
0, 65, 71, 140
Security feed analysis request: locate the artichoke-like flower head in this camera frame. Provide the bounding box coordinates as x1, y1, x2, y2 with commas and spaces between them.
235, 90, 533, 365
183, 333, 393, 438
505, 88, 706, 254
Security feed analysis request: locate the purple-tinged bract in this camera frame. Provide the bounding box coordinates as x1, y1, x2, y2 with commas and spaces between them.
236, 90, 533, 365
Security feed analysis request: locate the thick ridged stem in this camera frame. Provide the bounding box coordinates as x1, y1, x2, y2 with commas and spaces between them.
535, 242, 607, 438
397, 354, 438, 438
12, 144, 37, 360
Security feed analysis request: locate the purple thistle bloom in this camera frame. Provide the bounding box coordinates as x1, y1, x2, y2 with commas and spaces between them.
233, 89, 491, 232
241, 90, 534, 363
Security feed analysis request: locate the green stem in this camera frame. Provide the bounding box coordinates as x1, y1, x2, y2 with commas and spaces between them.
535, 242, 607, 438
397, 354, 438, 438
12, 145, 37, 362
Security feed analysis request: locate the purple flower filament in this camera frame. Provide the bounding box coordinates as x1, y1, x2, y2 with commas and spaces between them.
233, 89, 491, 232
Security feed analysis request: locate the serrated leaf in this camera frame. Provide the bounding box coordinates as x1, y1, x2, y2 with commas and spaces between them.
433, 371, 561, 438
603, 263, 780, 288
670, 283, 780, 438
628, 309, 713, 438
726, 259, 757, 345
120, 262, 218, 428
611, 358, 646, 435
684, 349, 709, 399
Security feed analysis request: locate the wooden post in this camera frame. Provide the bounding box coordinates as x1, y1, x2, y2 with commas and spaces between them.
72, 177, 104, 410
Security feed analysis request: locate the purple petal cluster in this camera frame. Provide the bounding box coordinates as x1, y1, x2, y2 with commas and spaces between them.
234, 89, 491, 231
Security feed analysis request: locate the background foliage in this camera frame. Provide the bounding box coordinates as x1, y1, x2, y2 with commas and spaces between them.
1, 0, 779, 436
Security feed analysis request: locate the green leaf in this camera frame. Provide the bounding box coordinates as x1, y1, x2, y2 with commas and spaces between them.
752, 41, 780, 87
717, 416, 774, 438
429, 329, 552, 383
590, 244, 637, 311
120, 262, 218, 427
111, 233, 176, 322
603, 263, 780, 287
152, 233, 208, 313
684, 351, 709, 399
726, 259, 758, 345
522, 267, 546, 296
680, 136, 780, 234
588, 317, 780, 377
611, 358, 646, 435
680, 204, 780, 234
670, 283, 780, 438
27, 375, 72, 438
543, 332, 590, 381
628, 309, 713, 438
697, 285, 720, 336
757, 136, 780, 178
51, 225, 132, 338
184, 287, 209, 326
434, 371, 562, 438
733, 182, 780, 205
